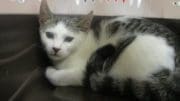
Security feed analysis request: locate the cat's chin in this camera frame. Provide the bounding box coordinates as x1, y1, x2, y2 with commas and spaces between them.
48, 54, 64, 61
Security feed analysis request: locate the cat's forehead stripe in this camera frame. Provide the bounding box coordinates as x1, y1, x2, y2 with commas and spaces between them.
46, 22, 76, 37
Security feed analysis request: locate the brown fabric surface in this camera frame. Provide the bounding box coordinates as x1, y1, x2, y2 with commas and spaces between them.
0, 15, 179, 101
0, 15, 54, 101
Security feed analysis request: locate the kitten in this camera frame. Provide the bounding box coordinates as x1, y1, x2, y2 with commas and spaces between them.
39, 0, 180, 100
39, 0, 96, 86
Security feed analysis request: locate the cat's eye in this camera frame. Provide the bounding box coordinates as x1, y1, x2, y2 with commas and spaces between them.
46, 32, 54, 39
64, 36, 74, 42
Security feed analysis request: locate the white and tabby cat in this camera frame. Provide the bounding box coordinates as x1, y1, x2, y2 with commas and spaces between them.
39, 0, 180, 101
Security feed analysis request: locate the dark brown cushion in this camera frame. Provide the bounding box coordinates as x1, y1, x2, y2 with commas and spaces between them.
0, 15, 55, 101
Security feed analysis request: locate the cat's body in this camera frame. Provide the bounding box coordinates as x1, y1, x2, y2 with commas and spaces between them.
39, 0, 180, 101
85, 17, 179, 101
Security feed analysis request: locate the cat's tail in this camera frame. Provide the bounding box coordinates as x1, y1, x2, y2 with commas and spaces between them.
171, 68, 180, 99
88, 68, 180, 101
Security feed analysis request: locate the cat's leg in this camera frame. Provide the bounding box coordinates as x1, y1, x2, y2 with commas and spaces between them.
89, 72, 116, 92
94, 44, 116, 59
84, 44, 115, 88
87, 44, 115, 73
45, 66, 84, 86
87, 36, 136, 74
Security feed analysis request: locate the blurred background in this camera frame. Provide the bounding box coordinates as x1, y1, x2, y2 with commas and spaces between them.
0, 0, 179, 19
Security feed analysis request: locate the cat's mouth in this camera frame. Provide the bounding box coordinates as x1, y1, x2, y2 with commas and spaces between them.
49, 53, 59, 57
48, 53, 64, 61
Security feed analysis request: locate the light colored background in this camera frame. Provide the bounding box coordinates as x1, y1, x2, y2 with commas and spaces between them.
0, 0, 179, 19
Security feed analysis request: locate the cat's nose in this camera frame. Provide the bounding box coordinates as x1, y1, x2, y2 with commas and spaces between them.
52, 47, 60, 53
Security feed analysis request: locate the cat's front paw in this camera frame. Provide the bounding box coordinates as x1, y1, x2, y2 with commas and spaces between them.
45, 67, 78, 86
46, 66, 56, 76
45, 66, 59, 86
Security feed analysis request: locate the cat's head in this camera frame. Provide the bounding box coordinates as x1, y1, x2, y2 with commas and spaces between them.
39, 0, 93, 61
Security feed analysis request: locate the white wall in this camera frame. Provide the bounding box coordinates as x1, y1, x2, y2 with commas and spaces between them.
0, 0, 179, 19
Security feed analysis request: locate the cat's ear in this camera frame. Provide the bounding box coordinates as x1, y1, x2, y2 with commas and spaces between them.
39, 0, 53, 25
77, 11, 94, 32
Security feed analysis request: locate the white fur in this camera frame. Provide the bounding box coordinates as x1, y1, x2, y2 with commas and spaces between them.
108, 34, 175, 81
